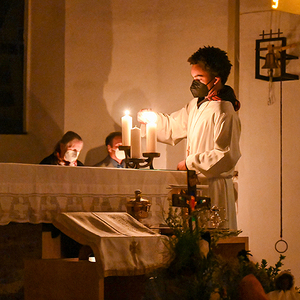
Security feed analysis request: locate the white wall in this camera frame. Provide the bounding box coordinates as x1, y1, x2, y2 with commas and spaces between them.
0, 0, 232, 168
239, 0, 300, 286
100, 0, 233, 169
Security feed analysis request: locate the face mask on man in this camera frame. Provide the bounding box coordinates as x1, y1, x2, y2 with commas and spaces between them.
64, 150, 79, 162
113, 148, 126, 160
190, 78, 214, 98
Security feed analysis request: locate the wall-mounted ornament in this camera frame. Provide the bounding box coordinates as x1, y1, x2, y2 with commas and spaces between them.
255, 29, 299, 82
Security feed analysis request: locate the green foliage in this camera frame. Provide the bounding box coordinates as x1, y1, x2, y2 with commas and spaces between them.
252, 255, 285, 293
165, 229, 219, 299
145, 211, 286, 300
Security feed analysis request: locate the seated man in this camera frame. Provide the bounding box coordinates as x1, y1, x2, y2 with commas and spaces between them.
94, 131, 125, 168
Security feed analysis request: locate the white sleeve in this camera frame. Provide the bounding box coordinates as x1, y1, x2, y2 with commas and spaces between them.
155, 103, 190, 146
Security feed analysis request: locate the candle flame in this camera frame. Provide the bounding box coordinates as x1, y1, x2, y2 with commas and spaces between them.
125, 110, 130, 116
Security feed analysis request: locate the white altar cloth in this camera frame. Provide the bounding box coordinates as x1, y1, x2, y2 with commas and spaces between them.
54, 212, 169, 277
0, 163, 186, 226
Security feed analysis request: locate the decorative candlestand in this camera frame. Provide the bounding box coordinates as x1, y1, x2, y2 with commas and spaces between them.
119, 146, 160, 169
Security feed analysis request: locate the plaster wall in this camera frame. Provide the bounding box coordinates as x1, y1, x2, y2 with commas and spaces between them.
63, 0, 232, 167
239, 0, 300, 287
0, 0, 232, 168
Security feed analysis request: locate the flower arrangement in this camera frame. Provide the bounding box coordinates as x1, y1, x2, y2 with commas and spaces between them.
143, 208, 287, 300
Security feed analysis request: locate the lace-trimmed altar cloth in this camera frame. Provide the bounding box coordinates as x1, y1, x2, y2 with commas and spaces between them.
53, 212, 169, 277
0, 163, 187, 226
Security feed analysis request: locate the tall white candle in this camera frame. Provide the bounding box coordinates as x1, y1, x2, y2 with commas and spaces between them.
121, 110, 132, 146
146, 122, 157, 152
131, 127, 142, 158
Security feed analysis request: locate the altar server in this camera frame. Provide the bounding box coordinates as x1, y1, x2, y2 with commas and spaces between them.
138, 46, 241, 230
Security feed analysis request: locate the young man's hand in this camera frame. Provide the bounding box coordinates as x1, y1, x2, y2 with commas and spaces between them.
177, 160, 187, 170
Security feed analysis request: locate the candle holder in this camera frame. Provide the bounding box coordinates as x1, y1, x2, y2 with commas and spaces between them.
119, 146, 160, 169
141, 152, 160, 169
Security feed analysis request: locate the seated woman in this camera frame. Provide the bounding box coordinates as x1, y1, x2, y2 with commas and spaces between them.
40, 131, 84, 257
40, 131, 84, 166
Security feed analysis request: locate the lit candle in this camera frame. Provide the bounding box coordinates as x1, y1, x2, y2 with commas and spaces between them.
131, 127, 142, 158
122, 110, 132, 146
144, 111, 157, 153
146, 122, 157, 152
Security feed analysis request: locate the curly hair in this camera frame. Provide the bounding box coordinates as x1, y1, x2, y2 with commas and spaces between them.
187, 46, 232, 84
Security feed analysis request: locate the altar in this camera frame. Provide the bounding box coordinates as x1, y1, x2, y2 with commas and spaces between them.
0, 163, 187, 299
0, 163, 246, 299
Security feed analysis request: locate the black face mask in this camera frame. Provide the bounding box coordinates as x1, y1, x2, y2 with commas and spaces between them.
190, 78, 215, 98
190, 80, 209, 98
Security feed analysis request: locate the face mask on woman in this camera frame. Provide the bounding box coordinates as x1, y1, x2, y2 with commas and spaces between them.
64, 150, 79, 162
